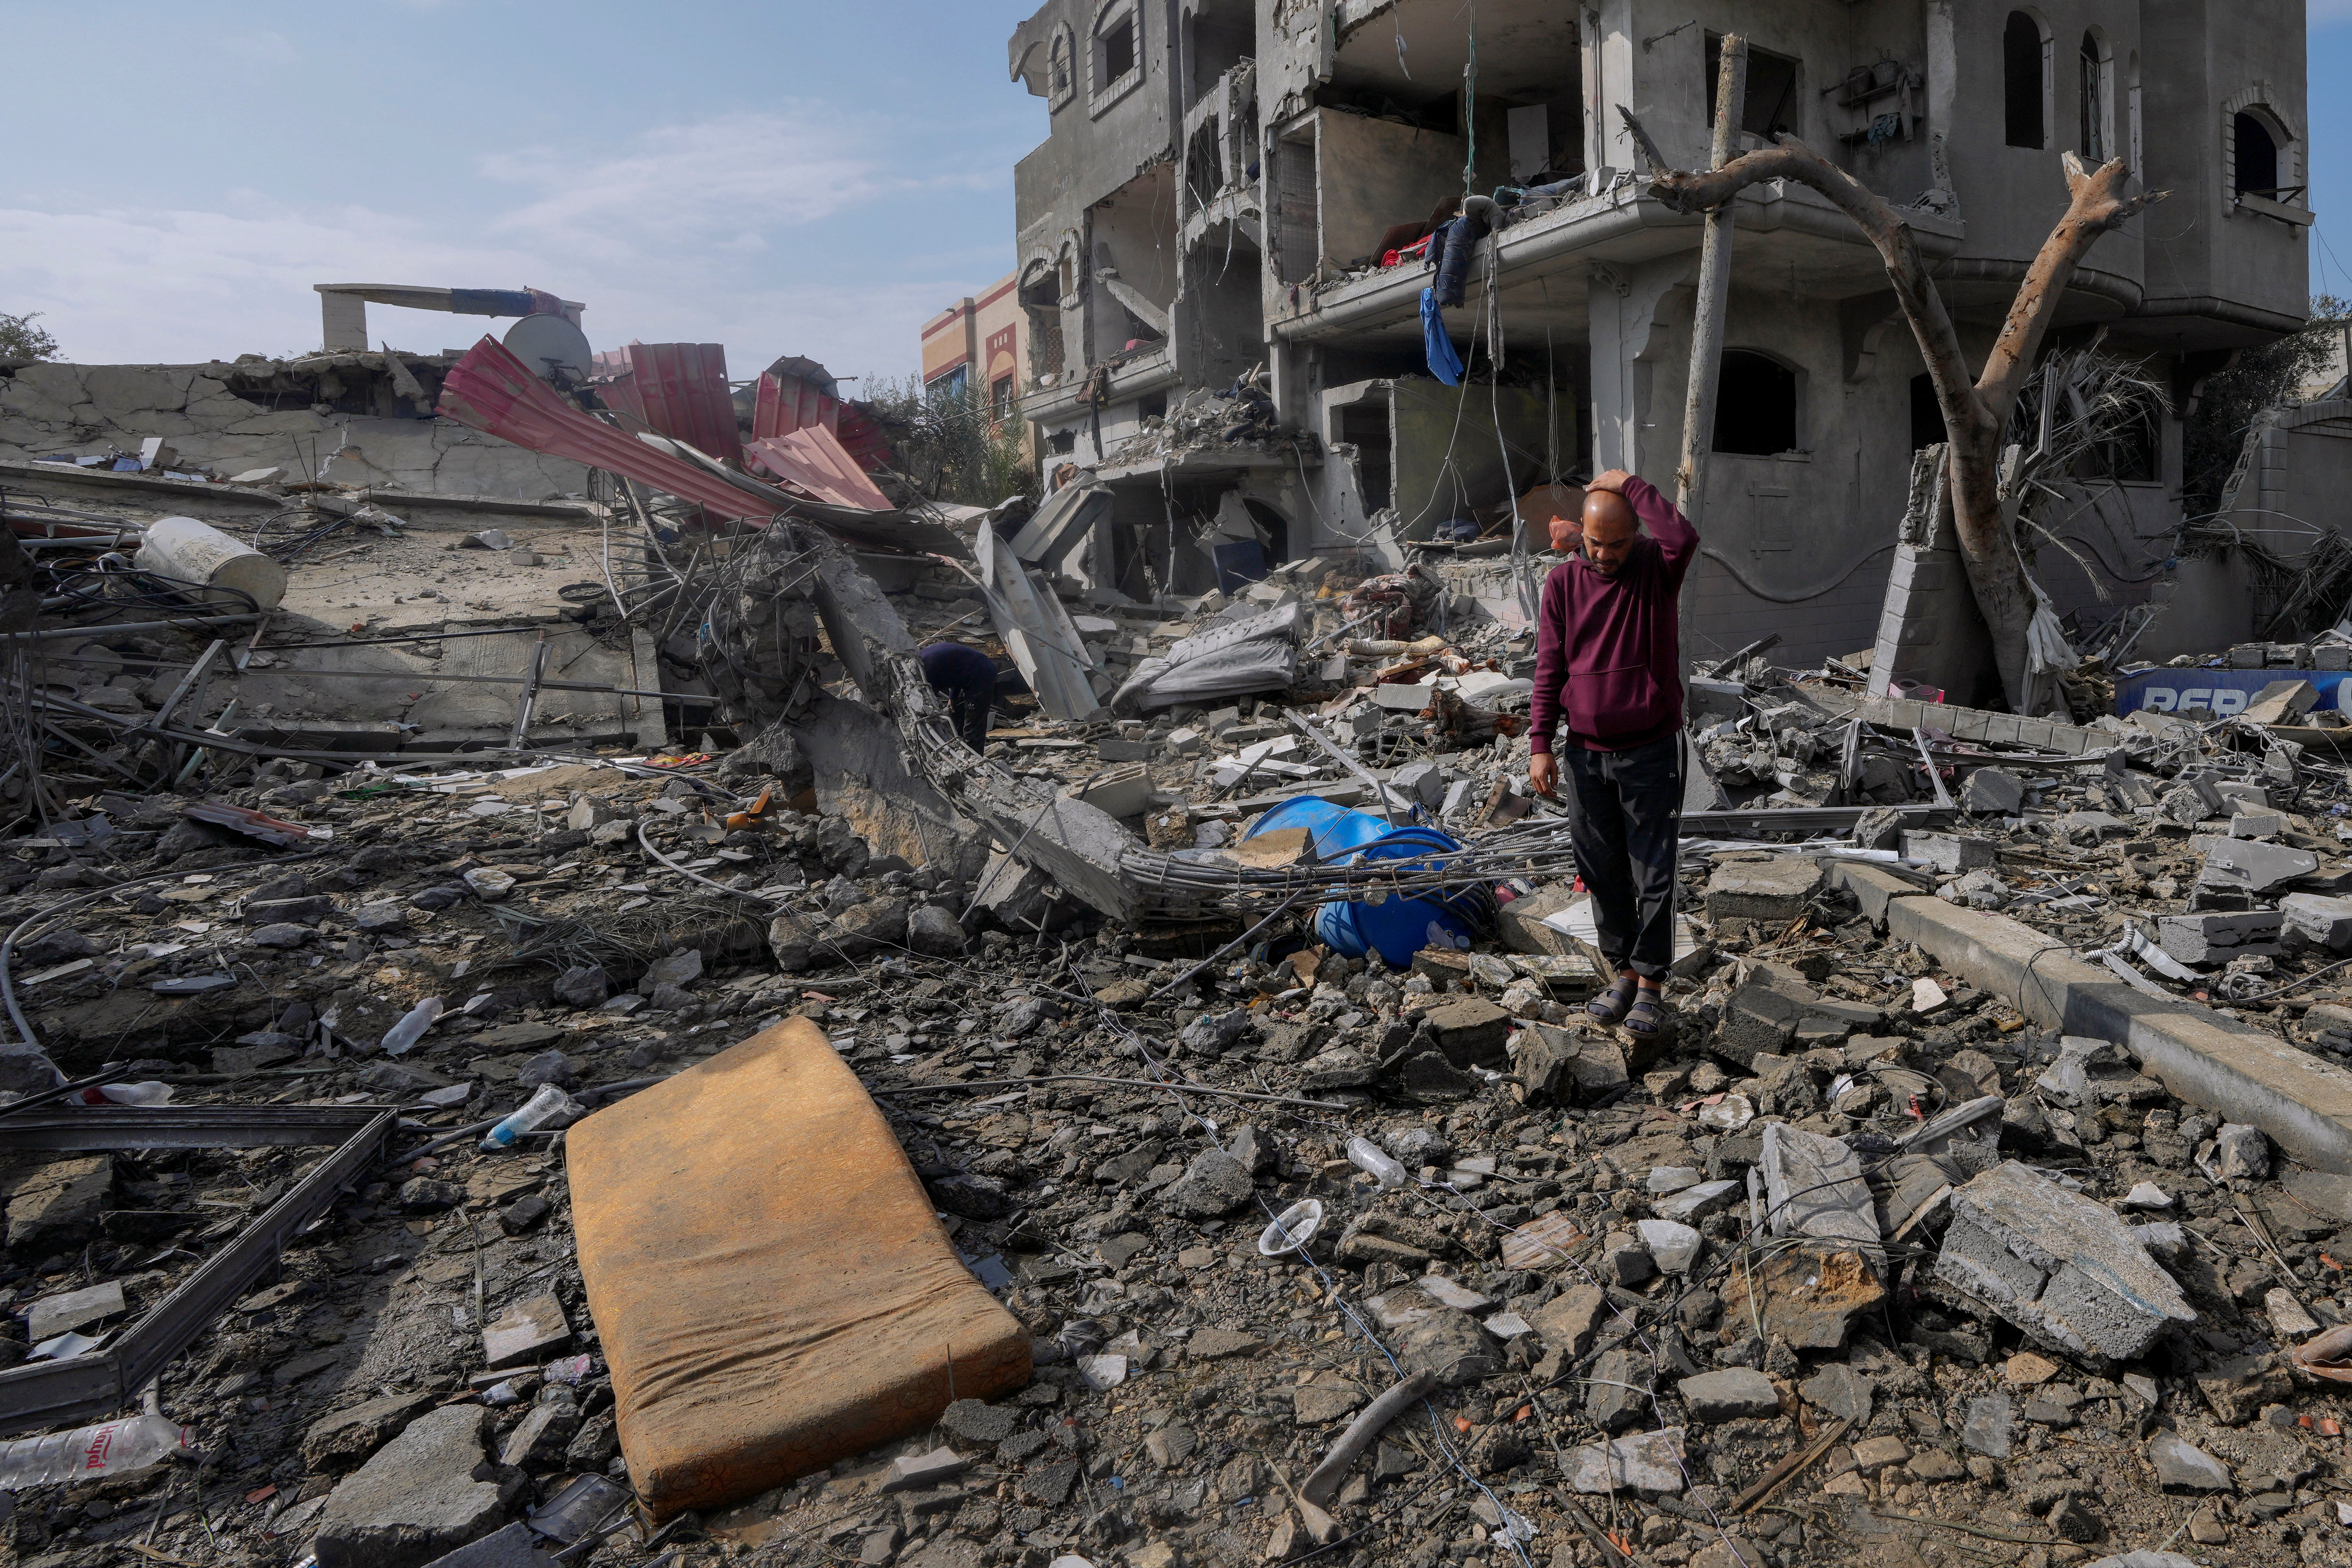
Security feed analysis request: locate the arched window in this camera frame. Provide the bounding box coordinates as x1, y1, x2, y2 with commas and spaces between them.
1713, 352, 1799, 456
2235, 111, 2280, 198
2079, 32, 2108, 162
2003, 12, 2046, 149
1047, 27, 1075, 109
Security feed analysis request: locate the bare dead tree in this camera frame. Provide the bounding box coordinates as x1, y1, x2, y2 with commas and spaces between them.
1618, 108, 2164, 710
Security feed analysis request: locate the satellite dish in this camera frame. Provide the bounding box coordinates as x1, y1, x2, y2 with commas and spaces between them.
502, 313, 594, 381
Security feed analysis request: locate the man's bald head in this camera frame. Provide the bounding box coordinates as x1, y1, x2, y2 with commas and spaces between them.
1580, 488, 1640, 575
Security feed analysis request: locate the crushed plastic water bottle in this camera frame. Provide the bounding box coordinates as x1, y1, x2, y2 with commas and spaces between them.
478, 1084, 586, 1154
0, 1411, 190, 1491
380, 997, 445, 1057
1346, 1136, 1406, 1189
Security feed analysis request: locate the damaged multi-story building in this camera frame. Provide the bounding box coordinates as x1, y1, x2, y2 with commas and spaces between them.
1004, 0, 2309, 666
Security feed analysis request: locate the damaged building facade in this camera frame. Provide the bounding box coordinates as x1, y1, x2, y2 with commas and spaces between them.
1005, 0, 2308, 664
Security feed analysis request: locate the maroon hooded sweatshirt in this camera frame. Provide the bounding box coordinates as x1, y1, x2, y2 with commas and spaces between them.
1529, 475, 1697, 754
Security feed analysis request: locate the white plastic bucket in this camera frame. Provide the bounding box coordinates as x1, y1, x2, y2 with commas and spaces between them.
132, 516, 286, 610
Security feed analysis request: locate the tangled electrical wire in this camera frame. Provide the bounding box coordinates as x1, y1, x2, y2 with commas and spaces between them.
36, 554, 262, 621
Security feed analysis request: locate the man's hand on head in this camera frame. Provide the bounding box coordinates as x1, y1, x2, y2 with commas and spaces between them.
1587, 469, 1632, 496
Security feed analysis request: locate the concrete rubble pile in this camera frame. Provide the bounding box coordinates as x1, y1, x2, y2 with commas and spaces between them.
17, 469, 2352, 1568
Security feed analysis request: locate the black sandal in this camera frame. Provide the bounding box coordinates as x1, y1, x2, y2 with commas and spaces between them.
1625, 990, 1667, 1038
1588, 974, 1637, 1023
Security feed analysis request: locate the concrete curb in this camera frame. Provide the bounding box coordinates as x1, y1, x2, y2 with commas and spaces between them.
1824, 861, 2352, 1175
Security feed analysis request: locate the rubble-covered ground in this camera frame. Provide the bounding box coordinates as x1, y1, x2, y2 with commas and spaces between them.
16, 508, 2352, 1568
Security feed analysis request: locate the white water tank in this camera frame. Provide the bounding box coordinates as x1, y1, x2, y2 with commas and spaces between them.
131, 517, 286, 611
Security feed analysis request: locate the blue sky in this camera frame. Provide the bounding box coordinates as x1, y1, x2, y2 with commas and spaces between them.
2310, 4, 2352, 299
1, 2, 1044, 386
7, 3, 2352, 382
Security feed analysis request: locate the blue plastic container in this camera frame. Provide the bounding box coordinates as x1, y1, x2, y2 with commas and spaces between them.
1245, 798, 1484, 966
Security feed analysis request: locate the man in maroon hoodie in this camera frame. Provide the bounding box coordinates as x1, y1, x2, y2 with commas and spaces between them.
1527, 469, 1696, 1038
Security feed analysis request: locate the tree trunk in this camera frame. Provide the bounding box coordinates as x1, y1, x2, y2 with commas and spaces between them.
1618, 113, 2162, 710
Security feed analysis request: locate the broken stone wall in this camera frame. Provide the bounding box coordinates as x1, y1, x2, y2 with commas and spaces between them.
0, 357, 589, 501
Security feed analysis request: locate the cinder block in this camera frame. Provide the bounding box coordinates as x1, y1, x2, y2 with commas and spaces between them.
1935, 1162, 2194, 1363
1901, 832, 1993, 873
2157, 911, 2282, 967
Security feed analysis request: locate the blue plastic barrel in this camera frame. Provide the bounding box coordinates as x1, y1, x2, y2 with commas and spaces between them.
1246, 797, 1484, 966
1246, 796, 1389, 862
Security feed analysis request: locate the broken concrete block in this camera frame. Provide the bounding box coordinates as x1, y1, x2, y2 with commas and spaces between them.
1585, 1346, 1648, 1432
497, 1396, 580, 1469
6, 1153, 113, 1250
551, 966, 608, 1008
1722, 1246, 1883, 1350
1959, 768, 2025, 815
1714, 983, 1802, 1066
1961, 1393, 2013, 1457
905, 905, 968, 956
1759, 1123, 1879, 1257
1935, 1161, 2195, 1363
1638, 1218, 1702, 1275
2147, 1431, 2232, 1493
303, 1391, 435, 1471
1158, 1147, 1254, 1218
1653, 1179, 1742, 1223
2242, 678, 2320, 726
26, 1279, 125, 1341
1395, 1308, 1502, 1388
1071, 762, 1151, 819
2229, 810, 2286, 839
882, 1445, 973, 1493
2192, 834, 2318, 896
2280, 893, 2352, 950
312, 1405, 506, 1568
1678, 1368, 1779, 1423
1419, 997, 1511, 1069
1562, 1426, 1686, 1495
1901, 832, 1994, 873
2156, 911, 2281, 967
1531, 1285, 1607, 1357
1702, 856, 1822, 922
2212, 1123, 2270, 1181
482, 1292, 570, 1368
1389, 760, 1445, 807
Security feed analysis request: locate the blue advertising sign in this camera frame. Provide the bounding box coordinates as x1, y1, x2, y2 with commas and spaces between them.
2115, 667, 2351, 717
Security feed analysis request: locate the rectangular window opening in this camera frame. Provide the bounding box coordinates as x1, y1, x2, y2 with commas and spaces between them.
1704, 35, 1801, 139
1103, 18, 1136, 84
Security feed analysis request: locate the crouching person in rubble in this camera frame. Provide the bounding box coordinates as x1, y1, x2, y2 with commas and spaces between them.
1528, 469, 1696, 1039
920, 640, 999, 751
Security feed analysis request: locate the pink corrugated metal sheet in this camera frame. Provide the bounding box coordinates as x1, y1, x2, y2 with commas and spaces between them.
436, 336, 776, 521
743, 426, 893, 511
625, 342, 742, 466
591, 371, 646, 423
753, 370, 837, 441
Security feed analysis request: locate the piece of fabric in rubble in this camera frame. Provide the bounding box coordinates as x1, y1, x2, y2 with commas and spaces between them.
1110, 601, 1302, 713
1345, 563, 1442, 640
1421, 288, 1464, 387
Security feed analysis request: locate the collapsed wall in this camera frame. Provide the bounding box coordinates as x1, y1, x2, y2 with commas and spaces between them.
0, 354, 589, 500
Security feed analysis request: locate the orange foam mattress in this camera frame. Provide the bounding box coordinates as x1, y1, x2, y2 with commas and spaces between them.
568, 1016, 1030, 1518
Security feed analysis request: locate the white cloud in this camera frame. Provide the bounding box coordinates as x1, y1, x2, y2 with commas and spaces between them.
481, 112, 888, 261
220, 29, 297, 65
0, 109, 1014, 385
0, 200, 959, 384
